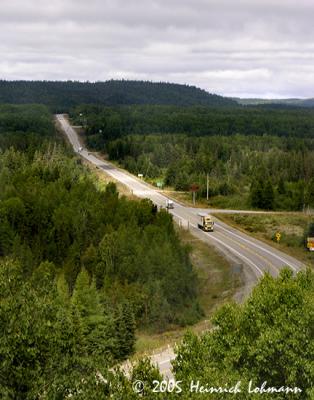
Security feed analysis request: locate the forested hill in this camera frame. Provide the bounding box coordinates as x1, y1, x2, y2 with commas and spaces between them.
234, 97, 314, 108
0, 80, 237, 111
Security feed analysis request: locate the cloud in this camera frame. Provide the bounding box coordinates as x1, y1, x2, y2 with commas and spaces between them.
0, 0, 314, 97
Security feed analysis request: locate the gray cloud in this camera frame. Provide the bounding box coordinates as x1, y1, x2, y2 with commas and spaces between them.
1, 0, 314, 97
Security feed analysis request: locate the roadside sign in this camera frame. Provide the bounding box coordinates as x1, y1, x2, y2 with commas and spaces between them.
156, 181, 164, 188
307, 237, 314, 251
189, 184, 199, 192
275, 232, 281, 243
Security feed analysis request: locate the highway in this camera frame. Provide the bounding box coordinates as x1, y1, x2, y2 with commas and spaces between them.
57, 113, 305, 376
57, 113, 304, 283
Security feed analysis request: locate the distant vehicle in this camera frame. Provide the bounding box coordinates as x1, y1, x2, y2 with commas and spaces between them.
198, 213, 214, 232
166, 199, 174, 209
307, 237, 314, 251
78, 146, 83, 152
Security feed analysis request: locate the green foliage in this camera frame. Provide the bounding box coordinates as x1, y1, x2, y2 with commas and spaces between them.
72, 269, 117, 360
250, 178, 275, 210
74, 104, 314, 140
309, 223, 314, 237
0, 104, 202, 398
0, 104, 201, 327
0, 104, 55, 154
173, 268, 314, 399
74, 104, 314, 210
96, 136, 313, 211
306, 222, 314, 238
0, 259, 101, 399
114, 302, 136, 360
0, 144, 201, 329
0, 80, 236, 112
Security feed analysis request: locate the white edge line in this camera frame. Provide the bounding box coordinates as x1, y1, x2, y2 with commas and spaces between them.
58, 115, 289, 279
158, 358, 175, 366
217, 223, 298, 272
183, 220, 264, 277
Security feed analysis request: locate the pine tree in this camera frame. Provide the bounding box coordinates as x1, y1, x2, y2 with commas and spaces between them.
56, 273, 70, 304
71, 269, 116, 360
250, 179, 264, 208
307, 222, 314, 237
306, 178, 314, 207
114, 302, 136, 360
263, 179, 275, 210
277, 177, 286, 195
71, 268, 102, 317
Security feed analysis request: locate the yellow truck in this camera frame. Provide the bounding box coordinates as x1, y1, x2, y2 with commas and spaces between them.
198, 213, 214, 232
307, 237, 314, 251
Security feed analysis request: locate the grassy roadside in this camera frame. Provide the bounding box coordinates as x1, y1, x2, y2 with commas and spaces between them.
134, 227, 242, 355
157, 188, 250, 210
82, 159, 139, 200
215, 213, 314, 266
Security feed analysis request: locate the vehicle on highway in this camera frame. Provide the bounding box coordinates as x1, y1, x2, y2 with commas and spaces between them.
166, 199, 174, 209
198, 213, 214, 232
78, 146, 83, 152
57, 114, 304, 280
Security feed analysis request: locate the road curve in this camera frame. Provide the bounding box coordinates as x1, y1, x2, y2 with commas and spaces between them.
57, 113, 305, 377
56, 113, 304, 283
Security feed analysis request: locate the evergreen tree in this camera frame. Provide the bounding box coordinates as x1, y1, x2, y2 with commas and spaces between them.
71, 269, 117, 359
307, 222, 314, 237
0, 259, 95, 399
306, 178, 314, 207
277, 176, 286, 195
114, 302, 136, 360
250, 179, 264, 208
263, 179, 275, 210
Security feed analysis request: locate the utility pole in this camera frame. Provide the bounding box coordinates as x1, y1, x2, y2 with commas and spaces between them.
206, 173, 209, 201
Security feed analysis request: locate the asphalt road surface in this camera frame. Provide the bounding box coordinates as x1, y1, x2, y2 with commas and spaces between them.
57, 113, 305, 376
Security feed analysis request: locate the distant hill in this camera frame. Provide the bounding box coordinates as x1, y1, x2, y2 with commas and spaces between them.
233, 97, 314, 108
0, 80, 237, 111
300, 98, 314, 107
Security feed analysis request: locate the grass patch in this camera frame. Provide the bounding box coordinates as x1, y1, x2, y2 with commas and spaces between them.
135, 226, 243, 355
162, 188, 250, 210
178, 228, 241, 315
82, 159, 138, 200
215, 213, 314, 265
208, 193, 250, 210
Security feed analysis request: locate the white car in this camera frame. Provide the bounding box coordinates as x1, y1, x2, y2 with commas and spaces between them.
166, 200, 174, 209
78, 146, 83, 152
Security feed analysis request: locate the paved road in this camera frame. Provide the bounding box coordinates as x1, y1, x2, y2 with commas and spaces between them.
57, 113, 304, 279
57, 113, 305, 376
122, 347, 176, 380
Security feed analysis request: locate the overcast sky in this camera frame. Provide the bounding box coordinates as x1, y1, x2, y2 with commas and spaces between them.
1, 0, 314, 98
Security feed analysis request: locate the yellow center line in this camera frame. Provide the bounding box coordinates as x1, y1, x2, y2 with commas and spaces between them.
214, 229, 277, 275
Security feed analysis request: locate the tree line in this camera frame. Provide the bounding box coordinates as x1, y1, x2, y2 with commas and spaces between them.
0, 80, 236, 112
72, 104, 314, 139
71, 104, 314, 210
